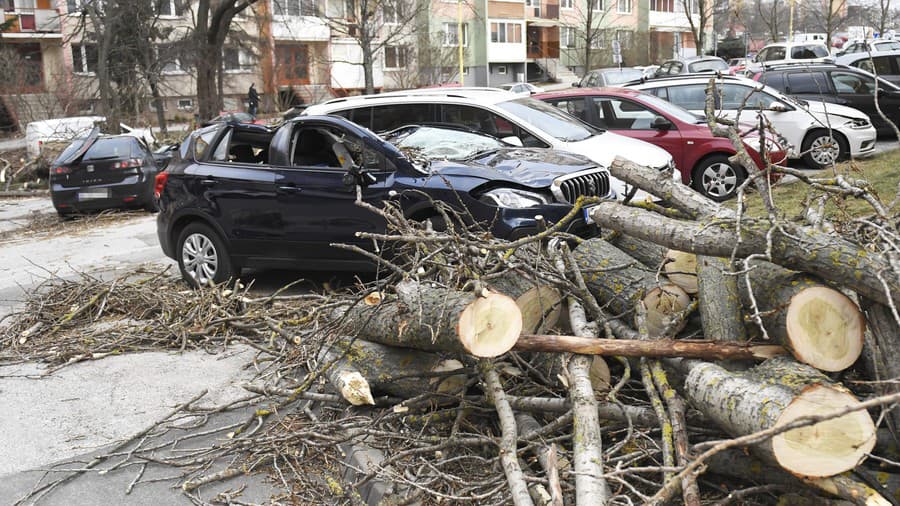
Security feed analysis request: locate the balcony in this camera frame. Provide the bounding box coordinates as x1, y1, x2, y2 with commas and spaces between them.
0, 9, 61, 36
525, 1, 559, 20
271, 15, 330, 41
527, 40, 559, 59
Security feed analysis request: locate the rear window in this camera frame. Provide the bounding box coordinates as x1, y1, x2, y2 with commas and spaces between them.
791, 45, 829, 59
83, 137, 137, 161
370, 104, 438, 132
689, 59, 728, 73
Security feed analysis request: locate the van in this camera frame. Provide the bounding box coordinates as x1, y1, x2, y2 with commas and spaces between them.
25, 116, 155, 159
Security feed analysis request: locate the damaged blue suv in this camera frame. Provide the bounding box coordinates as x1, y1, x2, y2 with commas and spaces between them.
156, 115, 613, 286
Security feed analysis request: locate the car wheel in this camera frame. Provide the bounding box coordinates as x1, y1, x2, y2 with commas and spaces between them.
692, 155, 745, 201
802, 130, 848, 169
176, 222, 235, 288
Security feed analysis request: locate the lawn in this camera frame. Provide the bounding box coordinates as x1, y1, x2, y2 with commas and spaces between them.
736, 148, 900, 221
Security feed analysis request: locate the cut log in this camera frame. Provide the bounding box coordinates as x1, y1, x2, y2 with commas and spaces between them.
487, 274, 563, 334
859, 298, 900, 437
318, 337, 467, 399
681, 356, 876, 478
741, 261, 865, 372
663, 250, 698, 295
317, 350, 375, 406
339, 281, 523, 357
514, 334, 786, 360
573, 238, 691, 337
696, 255, 747, 343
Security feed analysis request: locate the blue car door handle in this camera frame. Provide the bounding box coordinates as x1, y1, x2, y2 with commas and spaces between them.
200, 178, 217, 186
278, 184, 302, 192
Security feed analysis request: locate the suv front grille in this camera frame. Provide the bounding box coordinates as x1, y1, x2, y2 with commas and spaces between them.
551, 169, 611, 204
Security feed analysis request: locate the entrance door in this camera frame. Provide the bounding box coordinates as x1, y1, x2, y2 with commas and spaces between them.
276, 45, 310, 86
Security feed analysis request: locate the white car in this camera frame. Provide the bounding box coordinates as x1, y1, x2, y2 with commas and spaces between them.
837, 39, 900, 59
497, 82, 545, 95
26, 116, 155, 159
302, 87, 677, 200
627, 75, 877, 168
749, 42, 832, 72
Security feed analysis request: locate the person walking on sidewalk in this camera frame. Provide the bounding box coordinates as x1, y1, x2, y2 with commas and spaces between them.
247, 83, 259, 117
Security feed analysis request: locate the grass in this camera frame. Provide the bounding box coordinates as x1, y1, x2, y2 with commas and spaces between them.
735, 147, 900, 222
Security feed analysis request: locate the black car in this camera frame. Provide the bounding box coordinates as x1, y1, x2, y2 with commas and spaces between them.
50, 128, 161, 216
750, 63, 900, 136
836, 49, 900, 86
156, 116, 613, 286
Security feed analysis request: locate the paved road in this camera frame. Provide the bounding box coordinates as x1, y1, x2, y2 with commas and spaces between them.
0, 201, 284, 504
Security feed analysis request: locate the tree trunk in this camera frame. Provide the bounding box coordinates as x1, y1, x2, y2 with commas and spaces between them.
573, 238, 691, 337
487, 274, 563, 334
515, 334, 785, 360
318, 336, 466, 399
338, 281, 522, 357
149, 80, 168, 136
605, 232, 668, 268
740, 261, 865, 372
858, 298, 900, 437
681, 356, 876, 478
696, 255, 747, 344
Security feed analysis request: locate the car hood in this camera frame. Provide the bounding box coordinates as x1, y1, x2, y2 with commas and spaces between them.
566, 131, 672, 169
801, 99, 869, 121
430, 148, 597, 187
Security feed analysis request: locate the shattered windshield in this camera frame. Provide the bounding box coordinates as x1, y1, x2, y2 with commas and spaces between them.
385, 126, 507, 163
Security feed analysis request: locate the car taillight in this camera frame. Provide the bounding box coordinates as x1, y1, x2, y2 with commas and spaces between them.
112, 158, 143, 170
154, 171, 168, 198
52, 166, 71, 174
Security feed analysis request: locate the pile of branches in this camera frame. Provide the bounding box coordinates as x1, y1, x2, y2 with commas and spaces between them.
0, 148, 47, 193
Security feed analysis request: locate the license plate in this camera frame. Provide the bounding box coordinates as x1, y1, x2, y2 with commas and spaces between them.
583, 205, 597, 225
78, 189, 109, 200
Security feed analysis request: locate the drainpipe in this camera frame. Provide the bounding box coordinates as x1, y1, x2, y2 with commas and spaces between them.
485, 0, 490, 86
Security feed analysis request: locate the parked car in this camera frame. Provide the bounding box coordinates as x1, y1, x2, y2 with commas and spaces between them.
200, 111, 267, 127
156, 117, 614, 285
574, 67, 644, 88
50, 128, 162, 217
836, 49, 900, 86
652, 56, 729, 78
301, 88, 677, 200
26, 116, 155, 159
750, 63, 900, 136
727, 58, 751, 75
497, 82, 545, 94
836, 39, 900, 57
749, 42, 832, 71
536, 88, 787, 200
626, 74, 877, 168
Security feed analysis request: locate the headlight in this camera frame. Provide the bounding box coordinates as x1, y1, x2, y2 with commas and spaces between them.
848, 118, 871, 129
480, 188, 549, 208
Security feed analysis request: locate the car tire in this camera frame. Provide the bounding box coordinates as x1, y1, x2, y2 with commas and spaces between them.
692, 155, 746, 201
176, 222, 235, 288
801, 130, 848, 169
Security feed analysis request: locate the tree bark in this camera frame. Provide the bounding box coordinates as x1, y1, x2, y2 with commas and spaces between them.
338, 281, 522, 357
515, 334, 785, 360
605, 232, 668, 268
516, 413, 564, 506
573, 238, 691, 337
681, 356, 876, 478
588, 158, 900, 308
740, 261, 865, 372
858, 298, 900, 437
696, 255, 747, 343
318, 337, 467, 400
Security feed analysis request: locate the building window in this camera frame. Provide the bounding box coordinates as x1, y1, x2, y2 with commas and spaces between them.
384, 46, 408, 68
561, 26, 577, 48
275, 45, 309, 82
177, 98, 194, 111
650, 0, 675, 12
589, 0, 603, 11
157, 0, 177, 16
616, 29, 633, 48
71, 43, 98, 74
67, 0, 104, 12
497, 65, 507, 74
383, 0, 399, 23
491, 22, 522, 43
223, 47, 255, 72
560, 0, 573, 8
590, 29, 605, 49
273, 0, 319, 16
157, 43, 185, 73
442, 22, 468, 47
617, 0, 632, 13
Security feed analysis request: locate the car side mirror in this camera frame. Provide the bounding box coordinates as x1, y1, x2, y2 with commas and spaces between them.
769, 102, 789, 112
651, 116, 673, 130
501, 135, 524, 146
342, 169, 377, 187
571, 82, 581, 88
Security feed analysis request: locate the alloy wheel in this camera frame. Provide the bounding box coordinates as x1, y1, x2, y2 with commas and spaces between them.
182, 233, 218, 286
700, 162, 738, 199
809, 135, 840, 166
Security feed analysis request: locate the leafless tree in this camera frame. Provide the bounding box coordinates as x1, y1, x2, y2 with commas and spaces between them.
681, 0, 712, 55
321, 0, 422, 94
800, 0, 848, 45
756, 0, 785, 42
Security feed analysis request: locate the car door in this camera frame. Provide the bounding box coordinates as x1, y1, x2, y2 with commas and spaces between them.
189, 126, 283, 259
544, 97, 591, 125
274, 121, 394, 262
589, 96, 684, 166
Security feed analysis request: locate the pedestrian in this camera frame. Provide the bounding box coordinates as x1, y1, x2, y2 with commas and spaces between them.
247, 83, 259, 117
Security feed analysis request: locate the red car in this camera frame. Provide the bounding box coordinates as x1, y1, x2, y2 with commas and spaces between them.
535, 88, 785, 201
